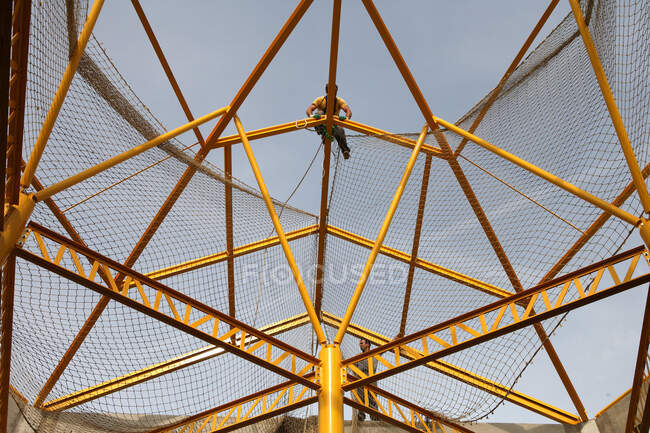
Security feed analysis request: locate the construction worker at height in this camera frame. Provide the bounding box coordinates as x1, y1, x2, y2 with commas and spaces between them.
306, 83, 353, 159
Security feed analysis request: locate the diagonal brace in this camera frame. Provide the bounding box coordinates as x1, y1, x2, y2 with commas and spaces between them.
17, 222, 320, 389
342, 246, 649, 391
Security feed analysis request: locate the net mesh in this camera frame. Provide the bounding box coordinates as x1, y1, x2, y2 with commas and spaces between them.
4, 0, 649, 431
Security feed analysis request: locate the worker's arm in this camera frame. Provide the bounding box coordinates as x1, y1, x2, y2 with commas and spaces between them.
306, 104, 317, 117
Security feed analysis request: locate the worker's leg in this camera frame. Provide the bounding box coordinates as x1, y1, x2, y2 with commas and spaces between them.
368, 393, 380, 421
333, 125, 350, 158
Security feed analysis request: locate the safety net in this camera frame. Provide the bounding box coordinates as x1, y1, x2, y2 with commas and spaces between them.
5, 0, 649, 431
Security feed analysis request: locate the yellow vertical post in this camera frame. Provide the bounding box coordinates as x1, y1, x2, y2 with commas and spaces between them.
319, 345, 343, 433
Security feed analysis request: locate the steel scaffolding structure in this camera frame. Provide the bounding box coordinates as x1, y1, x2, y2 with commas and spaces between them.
1, 1, 649, 433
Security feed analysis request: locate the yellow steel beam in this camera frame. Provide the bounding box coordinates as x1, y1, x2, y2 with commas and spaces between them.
321, 312, 580, 424
568, 0, 650, 214
345, 384, 474, 433
342, 246, 650, 395
434, 115, 640, 227
0, 192, 34, 265
319, 345, 343, 433
314, 0, 342, 323
18, 222, 320, 392
40, 313, 311, 411
212, 116, 446, 159
235, 115, 327, 345
0, 252, 17, 431
332, 118, 444, 158
334, 126, 429, 344
147, 376, 318, 433
34, 105, 229, 202
212, 117, 326, 149
326, 225, 514, 299
20, 0, 104, 189
143, 225, 318, 282
399, 153, 432, 337
225, 143, 236, 323
35, 1, 318, 409
5, 0, 32, 208
361, 0, 588, 419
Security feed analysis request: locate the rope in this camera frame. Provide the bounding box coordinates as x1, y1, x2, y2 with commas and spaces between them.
458, 154, 585, 234
61, 141, 200, 213
252, 139, 324, 328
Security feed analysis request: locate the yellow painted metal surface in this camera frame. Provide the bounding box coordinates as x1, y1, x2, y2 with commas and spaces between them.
18, 223, 320, 405
639, 219, 650, 250
213, 116, 326, 148
318, 345, 343, 433
333, 118, 444, 157
0, 192, 35, 265
321, 312, 580, 424
40, 313, 311, 411
342, 247, 649, 397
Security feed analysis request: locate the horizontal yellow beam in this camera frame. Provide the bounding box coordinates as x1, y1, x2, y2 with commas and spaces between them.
145, 224, 318, 282
332, 118, 445, 158
326, 225, 514, 299
210, 116, 445, 159
41, 313, 310, 411
211, 117, 326, 149
322, 312, 580, 425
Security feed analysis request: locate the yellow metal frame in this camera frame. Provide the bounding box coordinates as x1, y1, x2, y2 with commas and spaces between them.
148, 377, 318, 433
39, 313, 311, 411
342, 246, 649, 390
346, 384, 473, 433
2, 1, 649, 432
321, 312, 581, 425
17, 223, 320, 389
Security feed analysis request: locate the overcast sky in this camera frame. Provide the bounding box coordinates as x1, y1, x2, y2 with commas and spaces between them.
89, 1, 648, 425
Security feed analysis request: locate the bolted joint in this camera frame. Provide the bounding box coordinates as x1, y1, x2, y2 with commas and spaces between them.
639, 218, 650, 251
1, 193, 36, 266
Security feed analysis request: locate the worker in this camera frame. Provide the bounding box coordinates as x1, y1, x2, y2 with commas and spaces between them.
306, 84, 352, 159
355, 337, 379, 421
